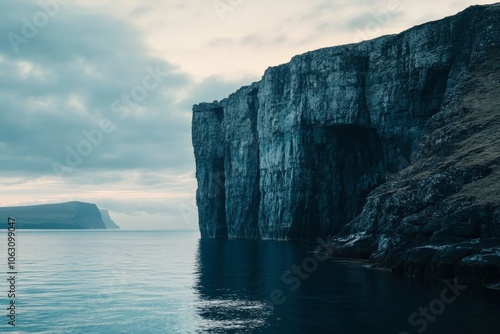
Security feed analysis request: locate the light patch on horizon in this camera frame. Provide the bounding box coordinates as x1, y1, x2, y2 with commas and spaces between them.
0, 171, 198, 230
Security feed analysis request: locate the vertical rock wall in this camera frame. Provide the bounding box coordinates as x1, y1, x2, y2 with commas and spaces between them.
193, 4, 500, 241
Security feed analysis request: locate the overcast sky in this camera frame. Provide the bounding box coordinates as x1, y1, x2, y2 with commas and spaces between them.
0, 0, 494, 229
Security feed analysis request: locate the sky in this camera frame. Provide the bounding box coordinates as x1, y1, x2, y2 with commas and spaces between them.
0, 0, 494, 229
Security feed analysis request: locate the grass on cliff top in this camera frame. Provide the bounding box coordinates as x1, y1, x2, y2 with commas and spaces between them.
394, 49, 500, 207
447, 49, 500, 206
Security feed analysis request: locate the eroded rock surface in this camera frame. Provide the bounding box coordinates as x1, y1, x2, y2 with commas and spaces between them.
193, 4, 500, 285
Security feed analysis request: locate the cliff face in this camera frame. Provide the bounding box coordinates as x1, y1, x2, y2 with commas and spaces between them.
0, 201, 111, 229
331, 46, 500, 287
193, 5, 500, 284
100, 209, 120, 229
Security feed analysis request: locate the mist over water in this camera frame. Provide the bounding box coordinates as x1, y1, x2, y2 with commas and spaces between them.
0, 230, 498, 333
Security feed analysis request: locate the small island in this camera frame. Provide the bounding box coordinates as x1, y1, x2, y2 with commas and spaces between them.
0, 201, 119, 229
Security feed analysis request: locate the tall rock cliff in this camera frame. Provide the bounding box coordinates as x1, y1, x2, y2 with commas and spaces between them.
193, 5, 500, 284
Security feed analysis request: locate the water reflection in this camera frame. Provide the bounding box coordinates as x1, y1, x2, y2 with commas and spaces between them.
194, 239, 274, 333
194, 238, 500, 334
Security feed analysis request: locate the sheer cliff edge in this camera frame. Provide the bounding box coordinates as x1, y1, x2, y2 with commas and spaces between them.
192, 4, 500, 286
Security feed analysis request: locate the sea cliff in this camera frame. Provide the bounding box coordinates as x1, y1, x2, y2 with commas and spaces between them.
192, 4, 500, 286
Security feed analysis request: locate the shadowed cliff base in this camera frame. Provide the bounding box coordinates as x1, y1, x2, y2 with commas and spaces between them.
192, 4, 500, 286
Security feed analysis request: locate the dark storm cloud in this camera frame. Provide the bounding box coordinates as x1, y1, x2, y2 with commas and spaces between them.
0, 0, 197, 181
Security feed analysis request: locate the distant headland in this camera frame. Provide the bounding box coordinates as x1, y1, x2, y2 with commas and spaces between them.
0, 201, 119, 229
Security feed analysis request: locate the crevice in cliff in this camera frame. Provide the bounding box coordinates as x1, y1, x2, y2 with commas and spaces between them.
213, 106, 224, 122
245, 87, 262, 239
415, 65, 451, 118
289, 124, 385, 240
355, 56, 371, 125
222, 84, 262, 239
212, 156, 228, 239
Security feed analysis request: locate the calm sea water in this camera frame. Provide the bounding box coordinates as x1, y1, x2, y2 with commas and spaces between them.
0, 230, 499, 333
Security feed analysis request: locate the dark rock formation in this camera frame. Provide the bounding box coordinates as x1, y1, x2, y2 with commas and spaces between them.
0, 201, 113, 229
192, 4, 500, 285
330, 45, 500, 287
100, 209, 120, 229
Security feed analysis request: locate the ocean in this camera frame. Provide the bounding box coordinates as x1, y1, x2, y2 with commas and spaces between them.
0, 230, 499, 333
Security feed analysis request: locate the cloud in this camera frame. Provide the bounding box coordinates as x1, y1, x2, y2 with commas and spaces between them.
0, 0, 201, 228
342, 7, 405, 33
0, 0, 192, 181
179, 75, 260, 111
205, 37, 236, 48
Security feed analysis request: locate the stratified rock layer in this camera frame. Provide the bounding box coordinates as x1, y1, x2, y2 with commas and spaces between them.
193, 5, 500, 285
